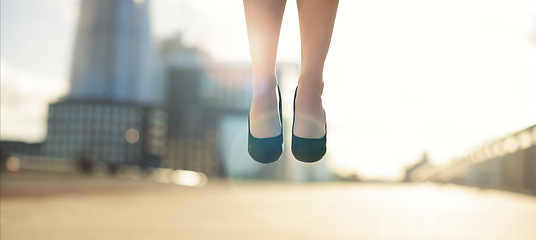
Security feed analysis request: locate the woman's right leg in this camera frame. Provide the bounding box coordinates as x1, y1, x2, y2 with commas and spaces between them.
244, 0, 287, 138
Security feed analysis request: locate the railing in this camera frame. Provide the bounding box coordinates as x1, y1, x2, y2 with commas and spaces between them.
413, 124, 536, 195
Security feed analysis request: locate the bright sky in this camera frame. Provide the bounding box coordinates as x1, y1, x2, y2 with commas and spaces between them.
1, 0, 535, 180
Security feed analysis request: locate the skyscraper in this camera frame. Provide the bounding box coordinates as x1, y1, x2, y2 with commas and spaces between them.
42, 0, 167, 169
69, 0, 158, 104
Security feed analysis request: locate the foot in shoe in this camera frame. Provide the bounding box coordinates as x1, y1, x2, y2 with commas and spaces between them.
293, 86, 326, 139
249, 87, 281, 138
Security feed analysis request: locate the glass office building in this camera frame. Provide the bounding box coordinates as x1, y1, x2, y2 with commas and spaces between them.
165, 66, 253, 177
43, 100, 167, 167
42, 0, 166, 169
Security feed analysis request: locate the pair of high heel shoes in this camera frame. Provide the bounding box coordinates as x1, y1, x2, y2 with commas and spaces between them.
248, 87, 326, 164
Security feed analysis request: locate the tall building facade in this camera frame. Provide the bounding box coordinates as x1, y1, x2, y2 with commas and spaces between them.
159, 36, 251, 177
44, 100, 166, 166
69, 0, 159, 104
42, 0, 167, 168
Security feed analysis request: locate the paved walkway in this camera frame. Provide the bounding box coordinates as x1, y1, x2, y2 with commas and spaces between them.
2, 170, 536, 240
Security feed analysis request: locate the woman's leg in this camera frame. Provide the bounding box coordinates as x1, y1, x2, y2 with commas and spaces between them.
243, 0, 287, 138
294, 0, 338, 138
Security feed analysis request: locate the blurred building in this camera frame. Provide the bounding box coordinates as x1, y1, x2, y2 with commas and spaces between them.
1, 141, 41, 171
411, 124, 536, 195
158, 36, 239, 177
0, 141, 41, 157
41, 0, 167, 168
159, 35, 273, 178
43, 100, 166, 166
68, 0, 160, 104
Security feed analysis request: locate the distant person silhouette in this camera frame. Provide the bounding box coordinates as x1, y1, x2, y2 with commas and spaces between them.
244, 0, 338, 163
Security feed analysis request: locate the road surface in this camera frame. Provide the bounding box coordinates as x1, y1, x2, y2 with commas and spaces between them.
2, 170, 535, 240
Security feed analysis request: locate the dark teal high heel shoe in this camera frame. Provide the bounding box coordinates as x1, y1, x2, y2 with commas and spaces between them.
291, 88, 326, 163
248, 87, 283, 164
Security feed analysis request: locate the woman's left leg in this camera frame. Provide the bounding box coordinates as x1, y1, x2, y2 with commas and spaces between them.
294, 0, 339, 139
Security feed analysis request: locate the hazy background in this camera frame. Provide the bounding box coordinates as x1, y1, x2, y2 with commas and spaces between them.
1, 0, 535, 180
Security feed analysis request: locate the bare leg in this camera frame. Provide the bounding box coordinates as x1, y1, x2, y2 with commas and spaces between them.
244, 0, 287, 138
294, 0, 338, 138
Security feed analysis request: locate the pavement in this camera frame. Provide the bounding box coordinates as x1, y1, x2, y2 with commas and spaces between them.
1, 170, 536, 240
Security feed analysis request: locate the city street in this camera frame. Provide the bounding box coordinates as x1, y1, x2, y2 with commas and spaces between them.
2, 170, 535, 240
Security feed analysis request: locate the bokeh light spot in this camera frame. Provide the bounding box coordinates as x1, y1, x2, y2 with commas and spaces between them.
6, 157, 20, 172
125, 128, 140, 144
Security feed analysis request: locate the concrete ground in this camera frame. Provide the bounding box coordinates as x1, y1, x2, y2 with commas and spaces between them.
1, 170, 536, 240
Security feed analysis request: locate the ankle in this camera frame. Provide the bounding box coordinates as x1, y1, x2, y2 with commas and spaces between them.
297, 76, 324, 97
297, 84, 324, 99
251, 75, 277, 97
251, 82, 278, 112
